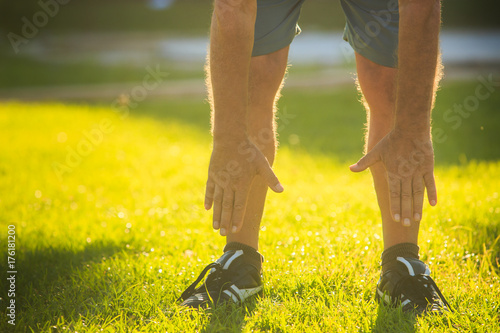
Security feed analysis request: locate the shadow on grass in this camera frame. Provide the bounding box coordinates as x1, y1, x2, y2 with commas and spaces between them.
124, 79, 500, 165
372, 304, 417, 333
125, 88, 367, 163
0, 240, 127, 331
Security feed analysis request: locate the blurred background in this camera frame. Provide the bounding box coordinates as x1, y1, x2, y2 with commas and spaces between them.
1, 3, 500, 330
0, 0, 499, 99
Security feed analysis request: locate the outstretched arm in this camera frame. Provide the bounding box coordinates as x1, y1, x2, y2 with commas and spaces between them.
210, 0, 256, 141
351, 0, 441, 226
205, 0, 283, 237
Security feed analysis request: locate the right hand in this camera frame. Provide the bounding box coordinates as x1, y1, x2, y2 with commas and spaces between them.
204, 137, 284, 236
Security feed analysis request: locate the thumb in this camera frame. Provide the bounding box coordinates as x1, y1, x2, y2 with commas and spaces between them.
257, 158, 284, 193
349, 149, 380, 172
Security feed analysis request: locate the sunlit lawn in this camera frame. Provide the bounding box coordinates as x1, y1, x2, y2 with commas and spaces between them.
0, 81, 499, 332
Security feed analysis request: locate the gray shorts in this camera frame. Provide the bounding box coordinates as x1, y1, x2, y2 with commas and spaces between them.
253, 0, 399, 68
253, 0, 306, 57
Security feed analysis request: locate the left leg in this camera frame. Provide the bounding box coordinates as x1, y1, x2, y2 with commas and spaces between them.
355, 52, 442, 250
355, 52, 450, 314
355, 52, 419, 249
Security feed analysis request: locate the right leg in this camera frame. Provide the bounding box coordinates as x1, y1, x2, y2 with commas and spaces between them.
205, 0, 301, 248
179, 47, 289, 309
227, 47, 290, 250
180, 0, 300, 309
207, 46, 290, 250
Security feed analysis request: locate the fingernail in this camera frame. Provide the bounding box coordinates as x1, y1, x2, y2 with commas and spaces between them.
232, 226, 238, 233
276, 183, 284, 192
204, 204, 210, 210
414, 213, 421, 221
430, 200, 437, 206
394, 214, 400, 222
213, 221, 219, 229
403, 218, 411, 226
220, 228, 226, 236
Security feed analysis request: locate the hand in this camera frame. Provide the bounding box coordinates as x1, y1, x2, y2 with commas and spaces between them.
204, 138, 284, 236
349, 131, 437, 226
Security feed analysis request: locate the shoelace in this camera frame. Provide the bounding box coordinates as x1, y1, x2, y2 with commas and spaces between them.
394, 274, 453, 312
177, 262, 228, 302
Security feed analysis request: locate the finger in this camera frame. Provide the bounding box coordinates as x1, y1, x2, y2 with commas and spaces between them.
401, 178, 412, 227
388, 173, 401, 222
212, 185, 223, 230
204, 179, 215, 210
230, 188, 249, 234
349, 149, 381, 173
424, 172, 438, 206
257, 157, 284, 193
412, 176, 425, 222
219, 189, 234, 237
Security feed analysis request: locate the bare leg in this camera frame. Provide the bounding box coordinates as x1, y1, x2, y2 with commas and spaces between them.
355, 53, 419, 249
207, 47, 290, 250
355, 49, 443, 250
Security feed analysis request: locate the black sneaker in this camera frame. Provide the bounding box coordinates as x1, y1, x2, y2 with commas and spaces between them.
376, 257, 452, 315
178, 244, 263, 308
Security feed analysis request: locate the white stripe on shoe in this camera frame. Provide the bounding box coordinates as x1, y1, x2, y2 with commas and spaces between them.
222, 284, 263, 304
377, 288, 392, 304
222, 250, 244, 270
397, 257, 415, 276
231, 284, 262, 300
223, 289, 240, 303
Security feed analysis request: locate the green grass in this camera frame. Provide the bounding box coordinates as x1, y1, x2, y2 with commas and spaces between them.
0, 55, 204, 89
0, 81, 499, 332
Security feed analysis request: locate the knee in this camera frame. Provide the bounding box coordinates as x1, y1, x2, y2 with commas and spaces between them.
251, 49, 288, 85
356, 55, 397, 119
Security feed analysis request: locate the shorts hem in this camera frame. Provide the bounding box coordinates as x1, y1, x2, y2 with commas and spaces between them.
346, 38, 398, 68
252, 33, 296, 57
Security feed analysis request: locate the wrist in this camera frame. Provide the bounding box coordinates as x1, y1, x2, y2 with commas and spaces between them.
393, 118, 431, 139
213, 130, 248, 145
393, 127, 431, 140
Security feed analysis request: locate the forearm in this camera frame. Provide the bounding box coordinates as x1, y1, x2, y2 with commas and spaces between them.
394, 0, 441, 137
210, 0, 257, 143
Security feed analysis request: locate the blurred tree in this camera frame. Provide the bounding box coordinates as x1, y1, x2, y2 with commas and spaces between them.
0, 0, 41, 33
0, 0, 498, 38
0, 0, 212, 37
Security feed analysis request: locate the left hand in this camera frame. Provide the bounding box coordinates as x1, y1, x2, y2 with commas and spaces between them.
349, 130, 437, 226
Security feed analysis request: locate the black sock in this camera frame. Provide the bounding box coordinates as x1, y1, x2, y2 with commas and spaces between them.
381, 243, 419, 272
224, 242, 263, 269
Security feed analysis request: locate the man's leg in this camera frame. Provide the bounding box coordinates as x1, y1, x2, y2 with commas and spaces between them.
355, 52, 442, 249
180, 0, 300, 309
354, 53, 420, 249
179, 48, 289, 308
226, 46, 290, 250
355, 52, 451, 314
